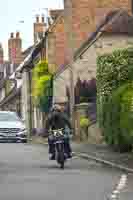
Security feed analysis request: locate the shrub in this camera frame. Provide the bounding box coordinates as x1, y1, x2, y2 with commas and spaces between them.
97, 47, 133, 152
80, 117, 90, 129
111, 83, 133, 149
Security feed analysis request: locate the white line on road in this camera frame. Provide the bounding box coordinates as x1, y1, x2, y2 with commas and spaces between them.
107, 174, 127, 200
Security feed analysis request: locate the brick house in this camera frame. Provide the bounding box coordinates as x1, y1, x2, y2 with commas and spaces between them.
54, 9, 133, 141
53, 0, 133, 103
55, 9, 133, 100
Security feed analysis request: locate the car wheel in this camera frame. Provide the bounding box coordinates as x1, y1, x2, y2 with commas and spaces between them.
22, 139, 27, 143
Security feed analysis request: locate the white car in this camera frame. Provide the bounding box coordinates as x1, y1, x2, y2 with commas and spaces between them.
0, 111, 27, 143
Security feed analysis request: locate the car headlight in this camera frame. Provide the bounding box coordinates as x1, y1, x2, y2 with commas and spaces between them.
17, 129, 27, 136
21, 128, 26, 131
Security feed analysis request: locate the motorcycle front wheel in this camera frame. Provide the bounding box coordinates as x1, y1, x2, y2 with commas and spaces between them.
56, 143, 65, 169
59, 152, 64, 169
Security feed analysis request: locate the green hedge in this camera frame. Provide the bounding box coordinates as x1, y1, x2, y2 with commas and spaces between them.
96, 47, 133, 152
112, 83, 133, 147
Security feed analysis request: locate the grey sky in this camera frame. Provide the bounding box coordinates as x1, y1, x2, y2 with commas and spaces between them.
0, 0, 63, 59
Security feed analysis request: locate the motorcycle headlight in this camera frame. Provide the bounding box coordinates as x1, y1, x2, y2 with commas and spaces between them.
58, 130, 63, 135
53, 131, 57, 136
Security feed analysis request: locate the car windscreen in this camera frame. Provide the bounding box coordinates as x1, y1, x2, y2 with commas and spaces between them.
0, 113, 21, 122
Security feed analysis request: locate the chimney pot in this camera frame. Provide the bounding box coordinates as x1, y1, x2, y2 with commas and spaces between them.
10, 32, 14, 38
36, 15, 39, 23
42, 14, 45, 23
16, 32, 20, 38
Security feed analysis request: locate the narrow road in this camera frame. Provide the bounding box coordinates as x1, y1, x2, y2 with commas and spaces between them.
0, 143, 126, 200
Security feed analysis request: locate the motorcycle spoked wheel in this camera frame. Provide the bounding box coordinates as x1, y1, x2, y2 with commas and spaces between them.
58, 152, 65, 169
56, 143, 65, 169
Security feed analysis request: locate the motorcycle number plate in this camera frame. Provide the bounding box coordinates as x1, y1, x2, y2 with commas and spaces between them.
55, 141, 62, 144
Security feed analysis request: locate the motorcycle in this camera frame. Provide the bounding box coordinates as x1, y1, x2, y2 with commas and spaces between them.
49, 128, 68, 169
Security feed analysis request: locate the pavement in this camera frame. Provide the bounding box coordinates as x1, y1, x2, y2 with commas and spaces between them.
72, 142, 133, 173
0, 143, 129, 200
119, 174, 133, 200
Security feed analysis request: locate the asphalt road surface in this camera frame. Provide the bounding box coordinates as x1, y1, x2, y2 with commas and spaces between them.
0, 143, 127, 200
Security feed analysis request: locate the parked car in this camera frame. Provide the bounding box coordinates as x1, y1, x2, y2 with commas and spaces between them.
0, 111, 27, 143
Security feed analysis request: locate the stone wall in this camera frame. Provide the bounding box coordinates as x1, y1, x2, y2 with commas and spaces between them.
74, 103, 89, 140
54, 33, 133, 143
53, 44, 97, 103
95, 34, 133, 55
74, 103, 103, 143
53, 68, 70, 103
54, 34, 133, 103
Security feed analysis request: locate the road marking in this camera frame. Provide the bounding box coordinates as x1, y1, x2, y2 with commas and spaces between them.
107, 174, 127, 200
72, 156, 79, 159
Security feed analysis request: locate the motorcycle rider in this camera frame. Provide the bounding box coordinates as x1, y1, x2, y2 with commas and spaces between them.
45, 104, 72, 160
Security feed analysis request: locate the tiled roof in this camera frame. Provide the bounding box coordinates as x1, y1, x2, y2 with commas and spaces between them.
102, 10, 133, 35
74, 9, 133, 60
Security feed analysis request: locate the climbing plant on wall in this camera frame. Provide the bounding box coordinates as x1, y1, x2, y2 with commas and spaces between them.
32, 60, 53, 113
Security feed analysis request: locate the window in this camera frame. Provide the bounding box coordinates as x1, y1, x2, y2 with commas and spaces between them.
0, 112, 20, 122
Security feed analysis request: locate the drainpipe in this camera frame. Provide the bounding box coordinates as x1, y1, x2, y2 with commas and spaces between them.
131, 0, 133, 15
64, 0, 75, 135
28, 70, 32, 140
22, 68, 32, 142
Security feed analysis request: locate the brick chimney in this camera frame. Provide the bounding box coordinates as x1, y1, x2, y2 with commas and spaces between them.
8, 32, 22, 66
16, 31, 20, 38
10, 32, 14, 38
36, 15, 39, 23
42, 14, 45, 23
33, 14, 47, 43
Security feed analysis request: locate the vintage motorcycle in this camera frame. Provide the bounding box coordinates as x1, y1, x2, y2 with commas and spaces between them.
49, 128, 70, 169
